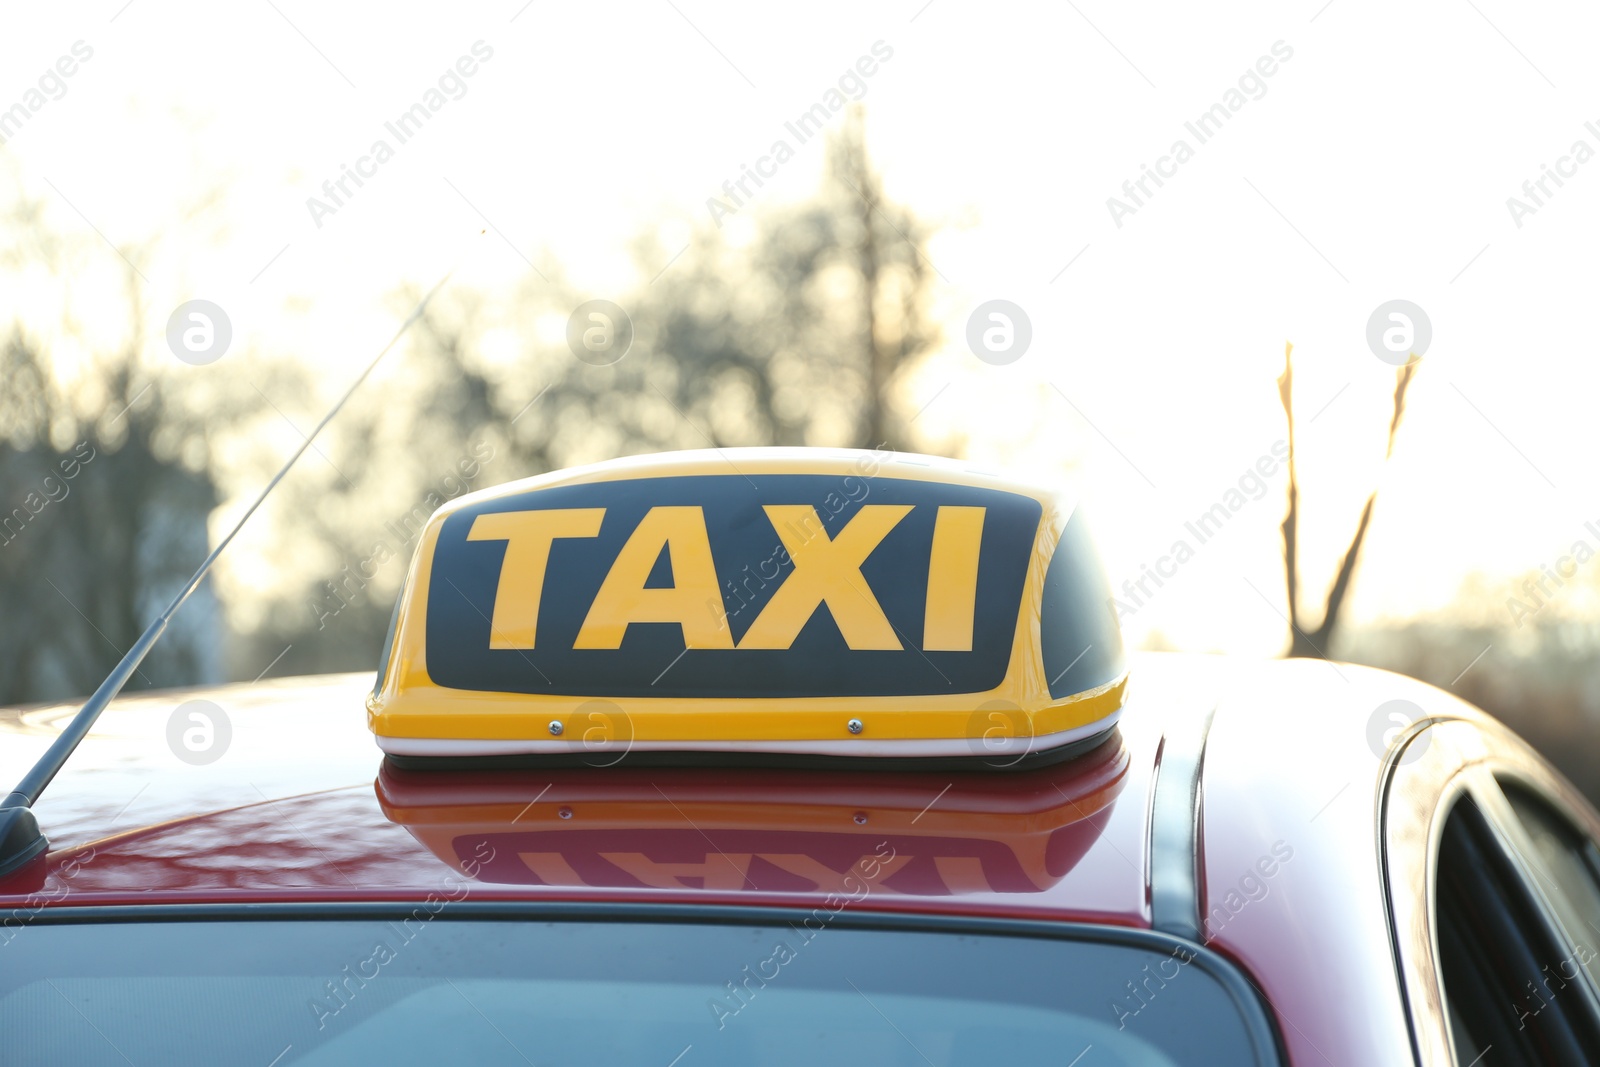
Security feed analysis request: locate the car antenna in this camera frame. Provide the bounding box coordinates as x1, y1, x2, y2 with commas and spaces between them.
0, 268, 456, 877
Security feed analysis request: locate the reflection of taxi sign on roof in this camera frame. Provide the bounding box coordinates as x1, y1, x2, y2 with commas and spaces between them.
375, 734, 1129, 895
368, 448, 1127, 764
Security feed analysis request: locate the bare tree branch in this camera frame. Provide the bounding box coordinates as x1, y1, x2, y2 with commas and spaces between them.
1304, 360, 1418, 653
1279, 346, 1419, 658
1276, 342, 1312, 655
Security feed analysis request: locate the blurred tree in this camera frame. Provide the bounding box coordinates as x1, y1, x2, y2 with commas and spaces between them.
0, 324, 229, 703
225, 307, 536, 681
833, 108, 939, 452
0, 184, 288, 704
233, 111, 943, 680
1, 115, 942, 695
609, 106, 939, 453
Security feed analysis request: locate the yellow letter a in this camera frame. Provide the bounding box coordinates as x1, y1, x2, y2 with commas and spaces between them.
574, 506, 734, 649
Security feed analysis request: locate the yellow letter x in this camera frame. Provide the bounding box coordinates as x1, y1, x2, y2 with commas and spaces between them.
738, 504, 913, 650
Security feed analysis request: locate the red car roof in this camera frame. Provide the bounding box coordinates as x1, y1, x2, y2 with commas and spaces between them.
0, 668, 1156, 924
1, 652, 1493, 1065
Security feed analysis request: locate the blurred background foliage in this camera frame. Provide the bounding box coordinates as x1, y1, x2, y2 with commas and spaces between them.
0, 112, 944, 697
3, 111, 1599, 801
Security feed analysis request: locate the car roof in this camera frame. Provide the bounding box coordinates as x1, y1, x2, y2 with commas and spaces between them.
2, 651, 1509, 1064
0, 665, 1149, 920
0, 651, 1472, 920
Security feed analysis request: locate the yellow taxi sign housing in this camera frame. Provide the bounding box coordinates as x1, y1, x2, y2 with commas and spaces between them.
368, 448, 1127, 764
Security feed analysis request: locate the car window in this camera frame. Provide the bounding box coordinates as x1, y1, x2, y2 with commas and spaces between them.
0, 918, 1280, 1066
1435, 793, 1600, 1065
1500, 780, 1600, 966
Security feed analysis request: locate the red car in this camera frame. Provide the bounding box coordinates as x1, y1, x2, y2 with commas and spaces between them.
3, 449, 1599, 1066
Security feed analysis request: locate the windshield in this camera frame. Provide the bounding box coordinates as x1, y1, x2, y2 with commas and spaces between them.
1, 916, 1276, 1066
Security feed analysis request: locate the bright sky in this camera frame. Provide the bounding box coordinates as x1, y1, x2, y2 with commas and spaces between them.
3, 0, 1597, 657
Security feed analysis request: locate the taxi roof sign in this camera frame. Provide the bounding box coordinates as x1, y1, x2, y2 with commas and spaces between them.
368, 448, 1127, 766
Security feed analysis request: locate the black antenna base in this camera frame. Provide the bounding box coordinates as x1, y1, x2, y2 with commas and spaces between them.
0, 805, 46, 879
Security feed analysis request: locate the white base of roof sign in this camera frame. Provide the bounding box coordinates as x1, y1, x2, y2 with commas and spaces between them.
376, 708, 1121, 760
